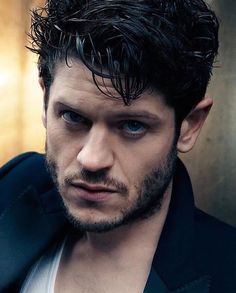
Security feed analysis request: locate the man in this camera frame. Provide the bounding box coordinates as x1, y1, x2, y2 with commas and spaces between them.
0, 0, 235, 292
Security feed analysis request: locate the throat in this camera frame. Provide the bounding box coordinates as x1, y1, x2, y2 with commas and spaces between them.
55, 191, 171, 293
87, 187, 171, 255
64, 188, 171, 264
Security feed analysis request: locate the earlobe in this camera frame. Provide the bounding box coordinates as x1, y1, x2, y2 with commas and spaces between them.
177, 97, 213, 153
39, 77, 47, 128
42, 110, 47, 128
39, 77, 45, 91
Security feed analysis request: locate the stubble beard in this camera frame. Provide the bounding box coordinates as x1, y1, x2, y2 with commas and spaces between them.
46, 144, 177, 233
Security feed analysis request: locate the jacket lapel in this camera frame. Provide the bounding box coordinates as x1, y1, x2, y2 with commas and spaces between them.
0, 158, 212, 292
144, 159, 211, 292
144, 266, 168, 293
170, 276, 211, 293
144, 268, 210, 293
0, 185, 68, 291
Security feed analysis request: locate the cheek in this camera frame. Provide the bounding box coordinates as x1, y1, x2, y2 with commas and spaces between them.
46, 123, 81, 173
47, 125, 66, 156
119, 131, 175, 187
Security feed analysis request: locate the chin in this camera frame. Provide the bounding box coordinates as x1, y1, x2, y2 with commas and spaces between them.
61, 199, 124, 233
66, 209, 126, 233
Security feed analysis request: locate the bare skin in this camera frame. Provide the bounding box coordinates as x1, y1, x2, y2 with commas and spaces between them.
55, 187, 171, 293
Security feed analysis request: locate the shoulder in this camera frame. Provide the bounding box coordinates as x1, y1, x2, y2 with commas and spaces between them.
0, 152, 53, 214
194, 208, 236, 250
0, 152, 45, 176
194, 208, 236, 292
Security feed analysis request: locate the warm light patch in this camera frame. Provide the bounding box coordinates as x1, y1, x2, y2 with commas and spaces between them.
0, 72, 11, 87
0, 0, 45, 166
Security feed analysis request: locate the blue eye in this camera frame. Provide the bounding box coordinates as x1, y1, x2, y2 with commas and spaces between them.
61, 110, 85, 124
121, 121, 147, 137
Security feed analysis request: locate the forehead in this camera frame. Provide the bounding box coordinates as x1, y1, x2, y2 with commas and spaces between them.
49, 60, 173, 119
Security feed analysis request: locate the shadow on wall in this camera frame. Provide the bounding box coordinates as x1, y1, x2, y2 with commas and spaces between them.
181, 0, 236, 227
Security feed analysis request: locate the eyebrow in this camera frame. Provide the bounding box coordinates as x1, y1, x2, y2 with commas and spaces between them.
113, 111, 162, 122
55, 101, 162, 122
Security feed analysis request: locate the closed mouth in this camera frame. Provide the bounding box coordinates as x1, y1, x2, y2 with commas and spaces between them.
70, 182, 117, 193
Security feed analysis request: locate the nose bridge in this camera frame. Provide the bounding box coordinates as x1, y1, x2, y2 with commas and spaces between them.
87, 125, 108, 152
77, 124, 114, 171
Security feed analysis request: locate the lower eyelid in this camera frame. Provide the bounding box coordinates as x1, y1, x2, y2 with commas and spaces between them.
125, 128, 146, 133
122, 127, 148, 137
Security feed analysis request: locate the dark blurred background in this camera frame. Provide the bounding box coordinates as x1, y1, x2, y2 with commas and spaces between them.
181, 0, 236, 227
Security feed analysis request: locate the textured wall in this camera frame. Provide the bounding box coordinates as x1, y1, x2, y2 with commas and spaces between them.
181, 0, 236, 227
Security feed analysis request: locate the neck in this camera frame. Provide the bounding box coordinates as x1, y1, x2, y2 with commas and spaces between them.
71, 182, 172, 262
56, 184, 173, 293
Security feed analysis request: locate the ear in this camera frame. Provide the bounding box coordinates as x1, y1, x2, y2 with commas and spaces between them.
177, 96, 213, 153
39, 77, 47, 128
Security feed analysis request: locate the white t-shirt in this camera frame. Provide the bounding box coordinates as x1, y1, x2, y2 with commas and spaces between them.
20, 237, 67, 293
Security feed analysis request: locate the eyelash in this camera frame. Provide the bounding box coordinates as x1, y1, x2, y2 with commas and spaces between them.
59, 110, 149, 138
118, 120, 149, 138
59, 110, 88, 125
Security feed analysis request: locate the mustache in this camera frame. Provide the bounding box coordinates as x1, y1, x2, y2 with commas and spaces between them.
64, 168, 128, 195
45, 153, 128, 195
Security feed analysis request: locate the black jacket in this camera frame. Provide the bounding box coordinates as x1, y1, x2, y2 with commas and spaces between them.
0, 152, 236, 292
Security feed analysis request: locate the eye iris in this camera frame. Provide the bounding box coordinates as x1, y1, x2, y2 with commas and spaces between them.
126, 121, 144, 132
64, 111, 81, 122
70, 112, 79, 121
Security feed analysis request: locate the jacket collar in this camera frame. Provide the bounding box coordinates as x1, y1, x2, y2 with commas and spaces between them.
144, 267, 210, 293
0, 158, 210, 292
0, 185, 68, 291
144, 159, 211, 292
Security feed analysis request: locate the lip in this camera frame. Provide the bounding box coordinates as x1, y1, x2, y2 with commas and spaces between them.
70, 182, 117, 202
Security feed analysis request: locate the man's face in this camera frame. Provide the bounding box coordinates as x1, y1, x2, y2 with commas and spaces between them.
44, 60, 177, 232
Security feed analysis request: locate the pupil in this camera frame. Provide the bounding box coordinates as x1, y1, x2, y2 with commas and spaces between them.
129, 122, 141, 131
70, 112, 79, 121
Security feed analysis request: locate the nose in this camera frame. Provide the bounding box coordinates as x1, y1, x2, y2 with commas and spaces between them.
76, 126, 114, 172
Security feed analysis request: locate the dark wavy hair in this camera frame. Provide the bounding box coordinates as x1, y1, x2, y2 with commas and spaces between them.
28, 0, 219, 122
